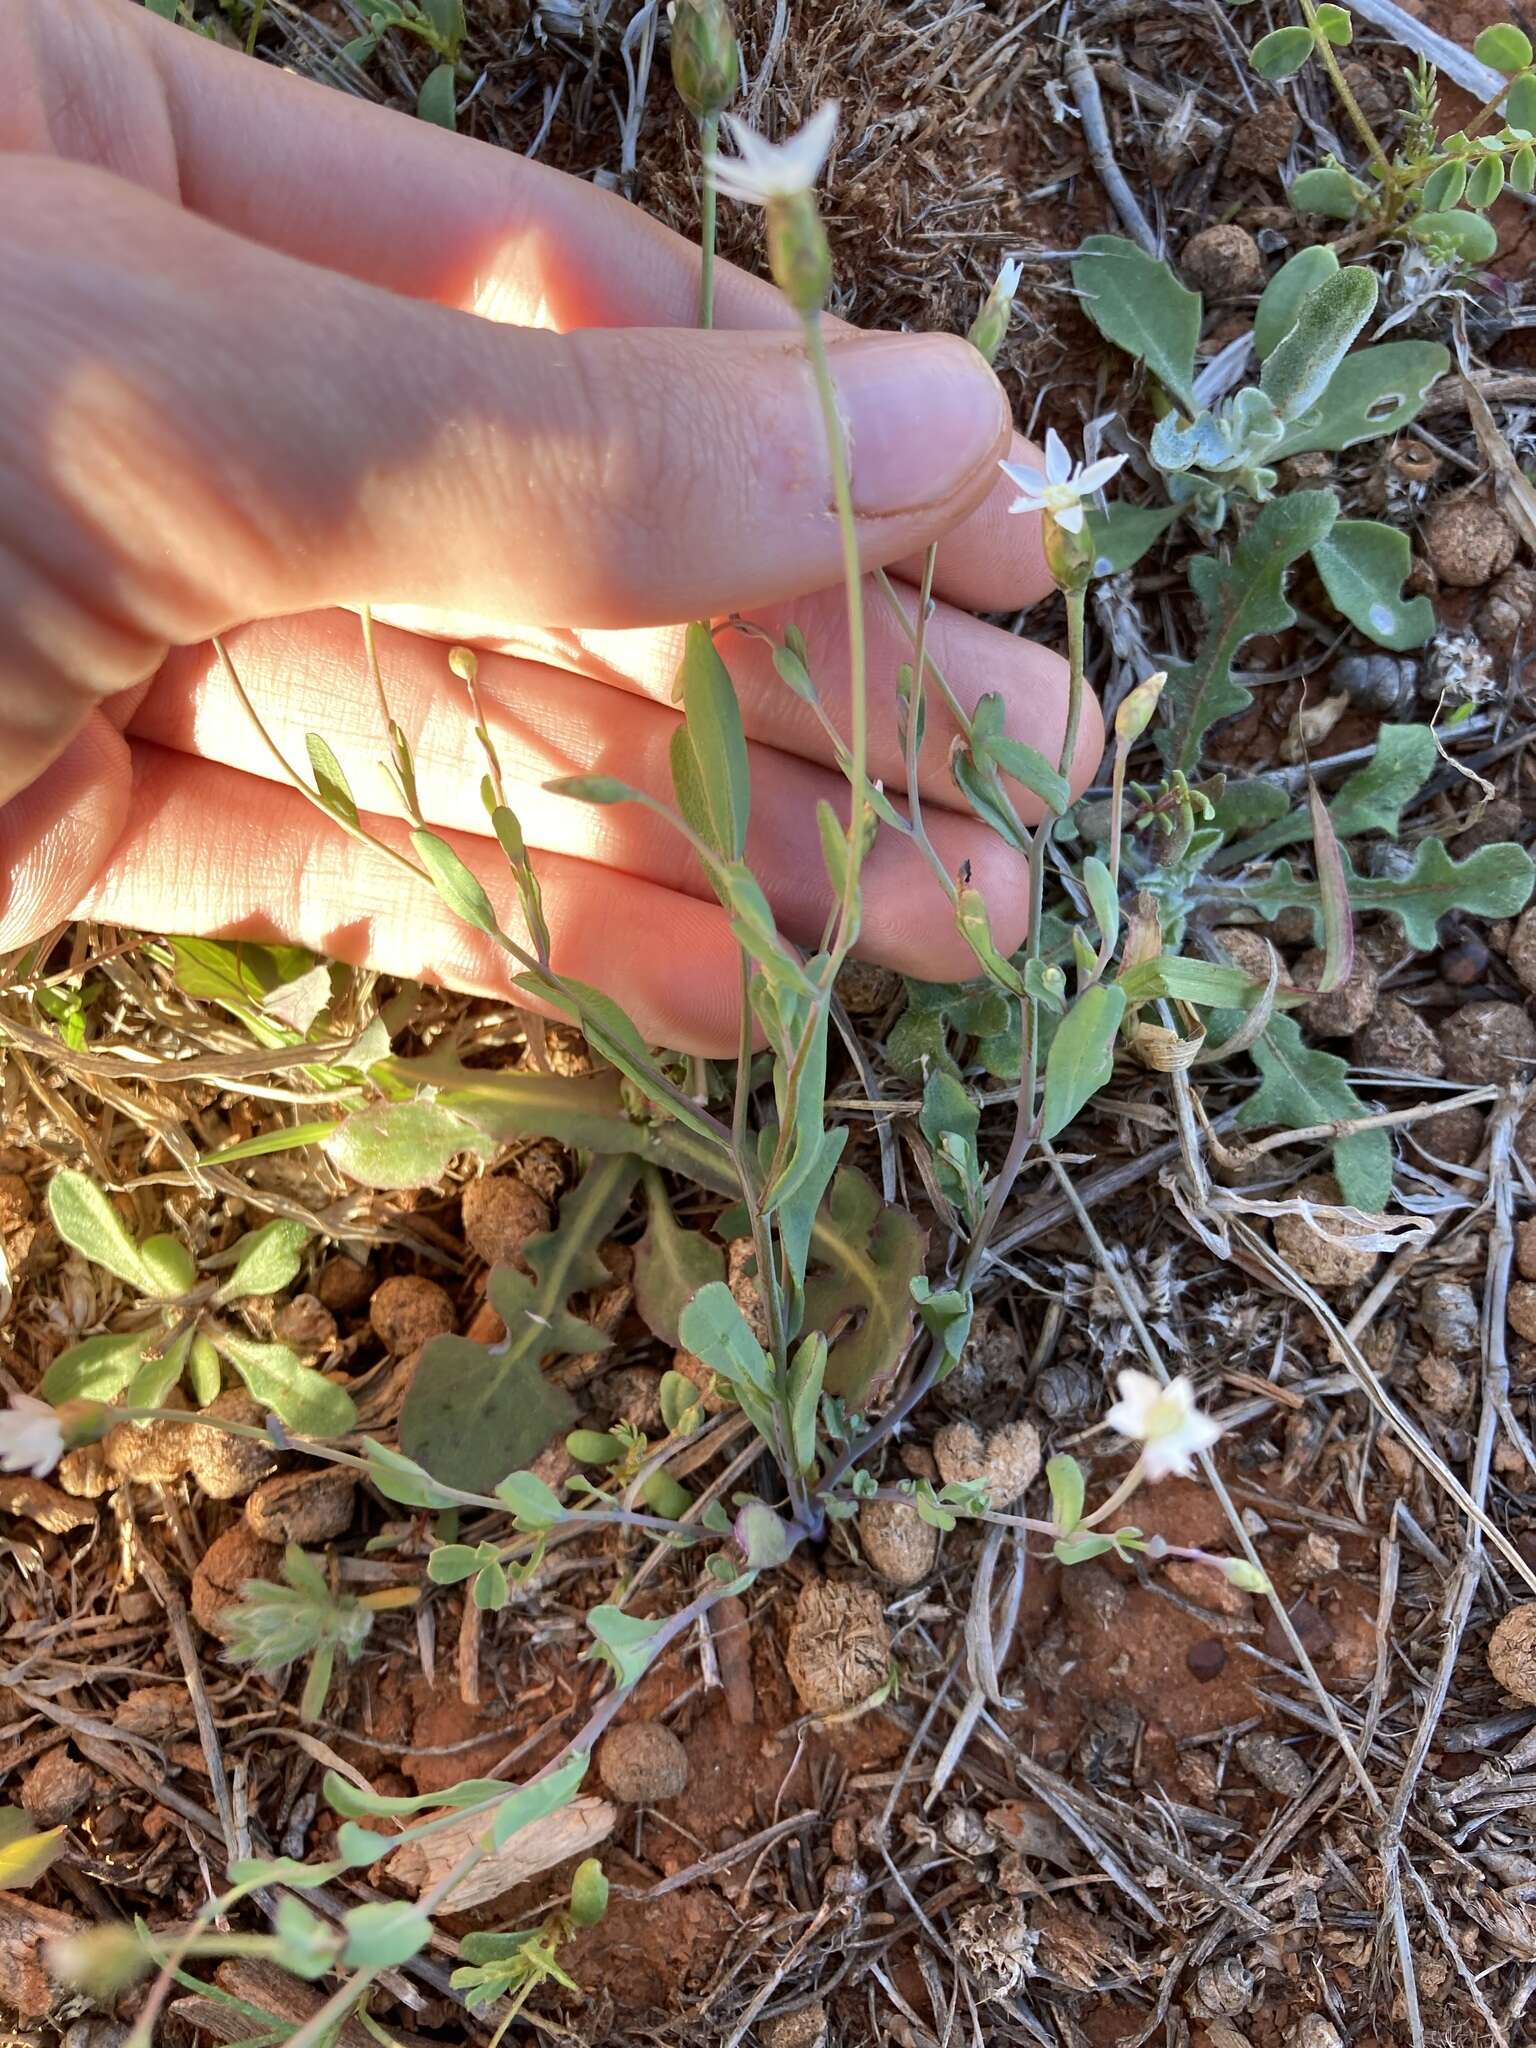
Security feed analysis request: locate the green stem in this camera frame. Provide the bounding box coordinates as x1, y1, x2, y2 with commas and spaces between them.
1299, 0, 1394, 191
699, 114, 720, 329
1060, 583, 1087, 784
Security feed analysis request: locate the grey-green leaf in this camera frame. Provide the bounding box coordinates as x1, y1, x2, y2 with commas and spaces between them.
40, 1332, 153, 1405
47, 1173, 152, 1291
1254, 246, 1340, 359
1236, 1014, 1391, 1211
677, 621, 751, 861
217, 1218, 311, 1304
676, 1280, 774, 1397
1084, 500, 1180, 576
416, 63, 457, 129
324, 1099, 496, 1190
632, 1174, 725, 1346
1041, 984, 1126, 1139
1245, 841, 1536, 952
1250, 24, 1316, 78
1260, 265, 1378, 425
1271, 341, 1450, 459
1071, 234, 1201, 415
1328, 724, 1436, 838
213, 1333, 358, 1437
411, 829, 501, 936
1311, 519, 1435, 650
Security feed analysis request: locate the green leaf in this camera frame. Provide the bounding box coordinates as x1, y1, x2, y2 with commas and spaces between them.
342, 1901, 432, 1970
1237, 1014, 1390, 1210
1250, 24, 1316, 79
1289, 165, 1365, 219
1474, 22, 1533, 72
632, 1173, 725, 1346
786, 1330, 827, 1473
569, 1857, 609, 1928
1083, 856, 1119, 959
1046, 1454, 1086, 1535
0, 1809, 65, 1891
1314, 4, 1352, 43
1254, 246, 1340, 360
363, 1439, 463, 1508
954, 889, 1027, 997
1311, 519, 1435, 650
1159, 491, 1338, 773
1071, 234, 1201, 415
324, 1098, 496, 1190
1271, 341, 1449, 459
1259, 265, 1378, 425
341, 31, 380, 62
1225, 1558, 1274, 1593
1421, 160, 1468, 212
677, 621, 750, 860
1466, 154, 1506, 210
494, 1469, 566, 1529
1042, 984, 1127, 1139
1409, 210, 1499, 264
213, 1333, 357, 1436
585, 1606, 664, 1688
324, 1771, 505, 1818
1244, 841, 1536, 952
40, 1332, 152, 1404
127, 1328, 194, 1412
1513, 144, 1535, 196
399, 1154, 637, 1490
426, 1542, 485, 1585
1084, 500, 1180, 576
137, 1234, 196, 1298
216, 1218, 311, 1304
1510, 73, 1536, 134
1328, 724, 1436, 837
305, 734, 360, 829
1054, 1533, 1117, 1565
416, 62, 457, 128
411, 829, 501, 935
47, 1172, 153, 1291
921, 1065, 983, 1220
676, 1280, 773, 1397
1117, 954, 1260, 1008
545, 774, 644, 807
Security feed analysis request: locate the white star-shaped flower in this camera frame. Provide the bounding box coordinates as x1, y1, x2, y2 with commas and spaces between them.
1105, 1371, 1222, 1481
714, 102, 840, 206
1, 1393, 65, 1479
1000, 429, 1128, 533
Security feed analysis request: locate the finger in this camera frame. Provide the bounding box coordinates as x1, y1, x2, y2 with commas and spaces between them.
76, 746, 744, 1056
0, 714, 131, 950
10, 0, 1047, 611
368, 582, 1103, 805
132, 617, 1035, 976
2, 155, 1007, 803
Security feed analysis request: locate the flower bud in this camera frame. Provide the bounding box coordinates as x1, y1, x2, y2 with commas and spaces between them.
966, 258, 1022, 366
1114, 670, 1167, 745
669, 0, 739, 121
55, 1398, 110, 1449
766, 190, 833, 313
448, 646, 478, 684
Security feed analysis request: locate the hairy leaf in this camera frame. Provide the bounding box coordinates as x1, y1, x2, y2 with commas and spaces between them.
1253, 246, 1340, 359
1236, 1014, 1391, 1211
1159, 491, 1338, 772
1242, 841, 1536, 951
1071, 235, 1201, 415
1259, 266, 1378, 424
1312, 519, 1435, 649
400, 1154, 638, 1489
47, 1172, 153, 1292
214, 1333, 358, 1437
1085, 500, 1180, 576
1042, 984, 1126, 1139
324, 1099, 496, 1190
632, 1171, 725, 1345
1289, 165, 1365, 219
40, 1332, 153, 1404
217, 1218, 311, 1304
1271, 342, 1450, 459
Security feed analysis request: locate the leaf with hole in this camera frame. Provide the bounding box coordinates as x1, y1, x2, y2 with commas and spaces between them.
1311, 519, 1435, 650
1270, 341, 1448, 459
1070, 235, 1201, 415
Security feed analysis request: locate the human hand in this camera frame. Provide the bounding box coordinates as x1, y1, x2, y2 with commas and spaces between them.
0, 0, 1100, 1053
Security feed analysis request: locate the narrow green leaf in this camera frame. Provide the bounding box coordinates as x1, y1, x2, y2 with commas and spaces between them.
1054, 1533, 1117, 1565
411, 829, 501, 935
1253, 246, 1340, 360
1071, 234, 1201, 414
1311, 519, 1435, 650
1510, 73, 1536, 134
786, 1330, 827, 1473
47, 1172, 153, 1291
569, 1857, 609, 1927
324, 1770, 505, 1819
1041, 984, 1127, 1138
677, 621, 750, 860
1421, 160, 1468, 212
1117, 954, 1260, 1008
1083, 856, 1119, 959
305, 734, 360, 829
1046, 1454, 1086, 1535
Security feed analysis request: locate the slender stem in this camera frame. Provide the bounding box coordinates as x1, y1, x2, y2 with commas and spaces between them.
1060, 583, 1086, 784
1299, 0, 1394, 188
802, 313, 867, 974
899, 546, 960, 902
698, 113, 720, 329
1077, 1455, 1147, 1531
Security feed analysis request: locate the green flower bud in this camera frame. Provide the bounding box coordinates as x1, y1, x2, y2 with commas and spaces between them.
766, 190, 832, 313
1042, 510, 1094, 592
966, 258, 1022, 366
669, 0, 739, 121
1114, 670, 1167, 744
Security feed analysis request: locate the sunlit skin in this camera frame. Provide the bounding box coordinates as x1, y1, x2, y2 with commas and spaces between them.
0, 0, 1102, 1055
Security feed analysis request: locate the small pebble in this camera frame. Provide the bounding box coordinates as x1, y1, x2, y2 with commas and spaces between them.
1186, 1638, 1227, 1682
597, 1722, 689, 1804
369, 1274, 454, 1353
1235, 1729, 1310, 1798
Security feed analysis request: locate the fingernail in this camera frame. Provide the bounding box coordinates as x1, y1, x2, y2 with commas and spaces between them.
830, 334, 1008, 518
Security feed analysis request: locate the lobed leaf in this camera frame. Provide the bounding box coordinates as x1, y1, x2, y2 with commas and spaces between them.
1236, 1014, 1391, 1210
1328, 724, 1436, 838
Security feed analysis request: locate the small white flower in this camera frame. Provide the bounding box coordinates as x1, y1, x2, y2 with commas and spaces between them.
714, 101, 840, 206
994, 256, 1023, 299
1105, 1371, 1222, 1480
1, 1393, 65, 1479
1000, 429, 1128, 534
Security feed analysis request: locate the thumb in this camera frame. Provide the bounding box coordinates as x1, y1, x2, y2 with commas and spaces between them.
2, 156, 1009, 803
